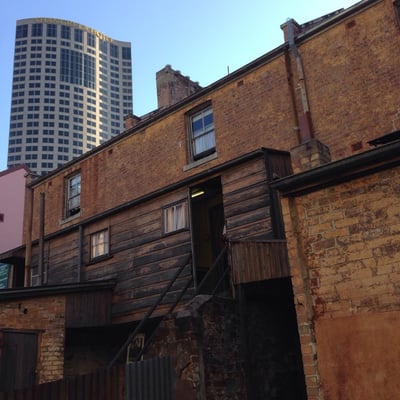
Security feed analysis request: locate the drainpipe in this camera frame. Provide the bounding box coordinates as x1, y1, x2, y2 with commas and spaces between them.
24, 185, 34, 287
38, 192, 45, 285
77, 225, 83, 282
287, 18, 314, 142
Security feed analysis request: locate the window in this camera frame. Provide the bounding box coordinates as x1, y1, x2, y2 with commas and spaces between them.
90, 229, 109, 260
74, 29, 83, 43
189, 105, 215, 160
163, 201, 187, 234
47, 23, 57, 37
110, 44, 118, 58
65, 172, 81, 217
61, 25, 70, 40
16, 24, 28, 38
31, 23, 43, 37
87, 33, 95, 47
122, 47, 131, 60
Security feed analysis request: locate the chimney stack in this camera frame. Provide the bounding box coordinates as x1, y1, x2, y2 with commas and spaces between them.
156, 65, 202, 109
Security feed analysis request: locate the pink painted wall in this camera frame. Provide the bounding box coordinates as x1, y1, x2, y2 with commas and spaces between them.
0, 166, 28, 254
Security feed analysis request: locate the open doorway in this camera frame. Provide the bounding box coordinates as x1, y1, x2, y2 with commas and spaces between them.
190, 177, 228, 294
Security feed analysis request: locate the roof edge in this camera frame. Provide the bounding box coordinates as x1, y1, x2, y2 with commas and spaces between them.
271, 138, 400, 196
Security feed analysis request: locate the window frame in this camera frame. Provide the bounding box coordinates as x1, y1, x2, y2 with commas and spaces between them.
90, 228, 110, 261
65, 172, 81, 218
163, 201, 188, 235
187, 103, 216, 162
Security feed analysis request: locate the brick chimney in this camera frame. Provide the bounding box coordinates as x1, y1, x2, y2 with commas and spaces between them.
124, 114, 141, 130
156, 65, 202, 109
290, 139, 331, 174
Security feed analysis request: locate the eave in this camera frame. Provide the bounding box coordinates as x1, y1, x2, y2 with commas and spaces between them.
0, 279, 115, 302
271, 139, 400, 197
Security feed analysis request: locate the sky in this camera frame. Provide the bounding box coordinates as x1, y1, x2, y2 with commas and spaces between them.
0, 0, 358, 171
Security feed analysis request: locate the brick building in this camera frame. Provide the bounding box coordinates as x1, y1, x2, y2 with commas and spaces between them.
1, 0, 400, 398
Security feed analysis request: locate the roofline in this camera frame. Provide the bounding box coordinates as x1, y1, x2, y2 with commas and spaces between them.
0, 164, 31, 178
271, 139, 400, 197
0, 279, 115, 302
29, 0, 381, 187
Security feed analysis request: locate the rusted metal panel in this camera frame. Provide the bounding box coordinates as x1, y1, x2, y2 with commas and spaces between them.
230, 240, 290, 284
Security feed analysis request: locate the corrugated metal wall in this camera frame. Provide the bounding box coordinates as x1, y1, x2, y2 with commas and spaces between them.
125, 356, 174, 400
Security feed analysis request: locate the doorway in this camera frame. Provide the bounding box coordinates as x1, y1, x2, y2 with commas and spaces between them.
190, 177, 227, 294
0, 330, 38, 391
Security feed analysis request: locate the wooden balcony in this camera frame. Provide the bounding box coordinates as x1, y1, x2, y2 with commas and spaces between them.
229, 240, 290, 284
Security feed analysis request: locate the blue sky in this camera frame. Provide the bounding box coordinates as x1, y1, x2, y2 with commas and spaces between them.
0, 0, 358, 171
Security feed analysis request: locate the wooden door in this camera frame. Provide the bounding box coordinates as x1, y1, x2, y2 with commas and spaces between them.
0, 331, 38, 391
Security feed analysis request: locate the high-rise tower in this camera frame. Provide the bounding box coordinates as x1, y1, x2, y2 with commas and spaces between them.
7, 18, 133, 175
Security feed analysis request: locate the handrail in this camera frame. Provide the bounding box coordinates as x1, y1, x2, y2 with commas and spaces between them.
195, 245, 227, 295
134, 276, 194, 362
108, 253, 192, 368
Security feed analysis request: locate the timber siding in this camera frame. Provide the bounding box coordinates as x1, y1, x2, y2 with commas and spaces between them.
28, 150, 291, 322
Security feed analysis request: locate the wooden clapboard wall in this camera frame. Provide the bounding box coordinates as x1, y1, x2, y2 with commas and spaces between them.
222, 157, 272, 241
28, 150, 291, 322
84, 188, 192, 322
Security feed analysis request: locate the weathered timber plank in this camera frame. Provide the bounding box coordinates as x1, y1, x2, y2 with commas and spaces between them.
221, 158, 266, 185
112, 288, 193, 315
224, 193, 270, 218
222, 181, 268, 206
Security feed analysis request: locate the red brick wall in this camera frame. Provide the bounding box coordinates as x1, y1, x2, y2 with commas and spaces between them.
297, 0, 400, 158
27, 1, 400, 241
281, 166, 400, 399
0, 296, 66, 384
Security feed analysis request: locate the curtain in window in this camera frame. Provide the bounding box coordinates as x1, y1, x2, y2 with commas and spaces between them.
165, 202, 187, 233
91, 230, 109, 258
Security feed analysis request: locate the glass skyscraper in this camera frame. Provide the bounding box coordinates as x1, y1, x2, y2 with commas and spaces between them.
8, 18, 133, 175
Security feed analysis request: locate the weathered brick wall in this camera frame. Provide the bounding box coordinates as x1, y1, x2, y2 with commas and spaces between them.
149, 295, 246, 400
297, 0, 400, 159
27, 1, 400, 240
281, 166, 400, 399
0, 296, 66, 384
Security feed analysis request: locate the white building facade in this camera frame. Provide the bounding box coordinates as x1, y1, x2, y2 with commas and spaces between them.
8, 18, 133, 175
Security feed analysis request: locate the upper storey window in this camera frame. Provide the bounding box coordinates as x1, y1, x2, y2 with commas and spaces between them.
16, 25, 28, 39
110, 44, 118, 58
75, 29, 83, 43
31, 23, 43, 37
61, 25, 71, 40
46, 24, 57, 38
65, 172, 81, 218
87, 33, 95, 48
189, 105, 215, 161
122, 47, 131, 60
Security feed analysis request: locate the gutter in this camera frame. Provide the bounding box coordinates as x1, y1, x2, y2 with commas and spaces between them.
0, 279, 115, 301
271, 139, 400, 197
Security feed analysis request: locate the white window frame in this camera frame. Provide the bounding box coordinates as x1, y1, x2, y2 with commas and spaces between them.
65, 172, 81, 218
90, 228, 110, 260
189, 105, 215, 160
163, 201, 188, 234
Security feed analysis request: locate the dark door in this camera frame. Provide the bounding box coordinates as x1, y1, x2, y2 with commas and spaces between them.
0, 331, 38, 391
190, 177, 227, 293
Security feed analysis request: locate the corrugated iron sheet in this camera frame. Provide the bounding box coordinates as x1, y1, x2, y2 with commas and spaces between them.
125, 356, 174, 400
230, 240, 290, 284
